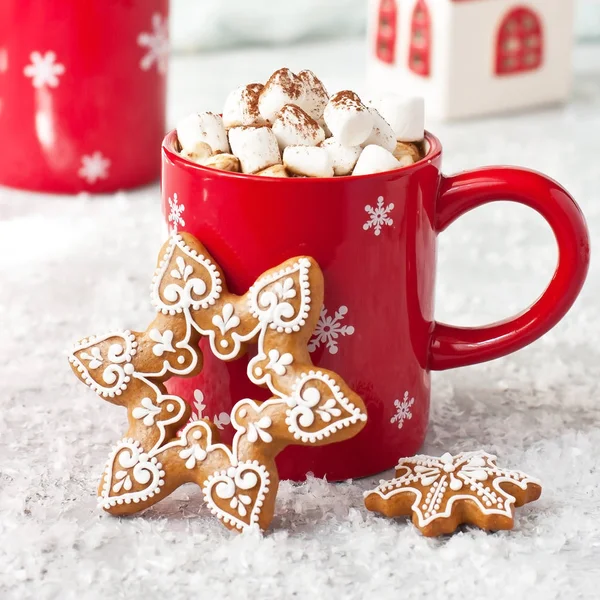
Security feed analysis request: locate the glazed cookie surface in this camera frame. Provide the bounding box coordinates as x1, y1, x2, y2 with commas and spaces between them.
364, 451, 541, 537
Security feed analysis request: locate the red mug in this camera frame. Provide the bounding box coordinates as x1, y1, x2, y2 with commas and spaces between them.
160, 130, 589, 481
0, 1, 168, 193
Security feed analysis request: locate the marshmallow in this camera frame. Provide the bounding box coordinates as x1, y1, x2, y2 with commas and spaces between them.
199, 153, 240, 172
323, 91, 373, 147
296, 70, 329, 121
180, 141, 212, 164
258, 68, 304, 124
319, 137, 362, 176
228, 126, 281, 174
222, 83, 266, 129
392, 141, 420, 163
362, 107, 396, 152
368, 96, 424, 142
256, 164, 289, 177
283, 146, 333, 178
352, 144, 406, 176
272, 105, 325, 151
176, 112, 230, 154
320, 119, 332, 138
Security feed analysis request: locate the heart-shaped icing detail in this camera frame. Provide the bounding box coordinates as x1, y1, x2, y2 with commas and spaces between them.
284, 370, 367, 443
100, 439, 165, 508
151, 234, 223, 314
202, 461, 270, 531
68, 331, 137, 398
247, 258, 312, 333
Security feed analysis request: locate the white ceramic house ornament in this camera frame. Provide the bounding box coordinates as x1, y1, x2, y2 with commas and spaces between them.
367, 0, 575, 119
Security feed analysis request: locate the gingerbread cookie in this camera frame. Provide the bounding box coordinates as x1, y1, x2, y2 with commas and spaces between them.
69, 232, 367, 532
364, 451, 541, 537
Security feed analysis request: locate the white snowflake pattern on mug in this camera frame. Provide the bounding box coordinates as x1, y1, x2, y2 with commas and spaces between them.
137, 13, 169, 75
192, 389, 206, 418
78, 152, 110, 184
190, 388, 231, 430
308, 305, 355, 355
167, 193, 185, 232
23, 51, 65, 88
363, 196, 394, 236
390, 391, 415, 429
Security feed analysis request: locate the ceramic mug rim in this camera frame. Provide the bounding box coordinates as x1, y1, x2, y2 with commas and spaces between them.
162, 129, 443, 183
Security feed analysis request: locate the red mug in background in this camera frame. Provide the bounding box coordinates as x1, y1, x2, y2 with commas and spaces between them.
0, 1, 168, 194
161, 130, 589, 482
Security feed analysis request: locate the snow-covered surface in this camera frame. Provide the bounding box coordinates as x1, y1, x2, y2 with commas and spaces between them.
1, 39, 600, 599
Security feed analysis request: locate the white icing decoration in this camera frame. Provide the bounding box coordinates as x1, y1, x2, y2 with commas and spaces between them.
132, 397, 162, 426
99, 439, 165, 509
245, 416, 273, 444
79, 347, 102, 369
247, 258, 312, 333
179, 435, 208, 469
265, 349, 293, 376
202, 461, 270, 530
136, 317, 199, 379
129, 375, 188, 454
247, 330, 294, 393
68, 331, 137, 398
149, 328, 175, 356
212, 303, 241, 336
284, 370, 367, 443
170, 256, 193, 281
192, 312, 261, 362
156, 419, 233, 465
150, 234, 222, 314
365, 451, 542, 527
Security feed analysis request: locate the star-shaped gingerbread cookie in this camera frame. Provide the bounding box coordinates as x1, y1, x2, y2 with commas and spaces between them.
364, 451, 541, 536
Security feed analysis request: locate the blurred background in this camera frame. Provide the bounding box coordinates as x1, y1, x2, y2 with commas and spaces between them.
169, 0, 600, 50
166, 0, 600, 123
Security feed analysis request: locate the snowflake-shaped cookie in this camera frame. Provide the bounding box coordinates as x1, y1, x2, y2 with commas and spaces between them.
69, 232, 367, 533
364, 451, 541, 536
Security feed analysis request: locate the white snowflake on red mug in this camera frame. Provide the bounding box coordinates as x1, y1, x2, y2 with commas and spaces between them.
167, 193, 185, 232
363, 196, 394, 236
308, 305, 355, 355
390, 391, 414, 429
137, 13, 169, 75
24, 51, 65, 88
78, 152, 110, 185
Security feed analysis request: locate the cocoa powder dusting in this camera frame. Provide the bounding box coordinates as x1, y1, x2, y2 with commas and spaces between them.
298, 70, 328, 98
242, 83, 263, 117
264, 68, 303, 100
331, 90, 363, 109
276, 104, 319, 135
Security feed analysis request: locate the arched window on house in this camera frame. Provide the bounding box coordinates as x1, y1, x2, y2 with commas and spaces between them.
375, 0, 398, 65
408, 0, 431, 77
496, 7, 543, 75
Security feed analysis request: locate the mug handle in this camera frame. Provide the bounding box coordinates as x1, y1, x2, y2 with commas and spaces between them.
429, 166, 590, 371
